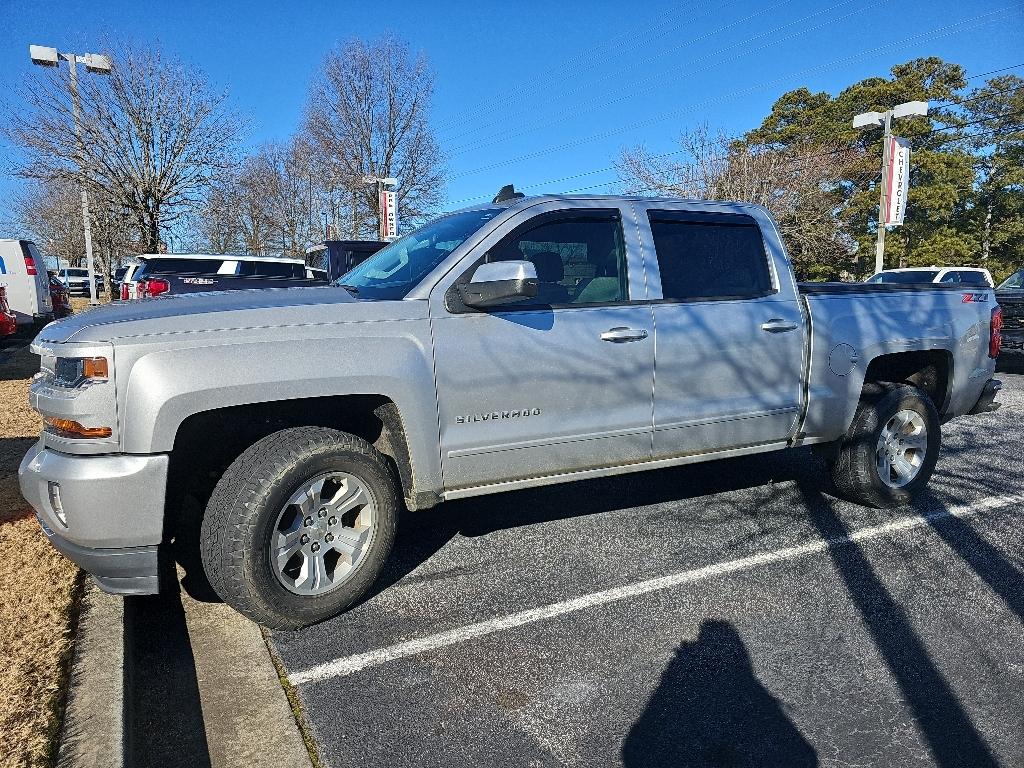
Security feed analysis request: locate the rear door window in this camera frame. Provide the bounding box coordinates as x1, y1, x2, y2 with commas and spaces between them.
137, 259, 223, 276
647, 211, 773, 300
237, 260, 305, 278
956, 271, 989, 286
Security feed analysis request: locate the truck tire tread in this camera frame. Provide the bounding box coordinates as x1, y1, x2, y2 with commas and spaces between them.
200, 426, 399, 629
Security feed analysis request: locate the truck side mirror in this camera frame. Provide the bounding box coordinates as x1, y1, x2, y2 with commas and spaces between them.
459, 260, 538, 308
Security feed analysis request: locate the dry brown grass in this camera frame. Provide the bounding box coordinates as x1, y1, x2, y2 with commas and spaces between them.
0, 345, 82, 768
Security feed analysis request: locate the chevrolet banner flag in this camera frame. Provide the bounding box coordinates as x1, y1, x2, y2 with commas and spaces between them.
379, 189, 398, 240
885, 137, 911, 226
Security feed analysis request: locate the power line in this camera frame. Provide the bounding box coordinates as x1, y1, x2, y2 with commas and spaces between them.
432, 0, 758, 135
446, 6, 1014, 182
446, 0, 874, 157
449, 108, 1023, 206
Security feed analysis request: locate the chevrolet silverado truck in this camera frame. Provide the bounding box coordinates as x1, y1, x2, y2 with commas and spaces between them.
19, 193, 1003, 629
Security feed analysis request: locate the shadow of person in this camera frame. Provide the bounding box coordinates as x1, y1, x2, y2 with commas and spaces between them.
622, 620, 817, 768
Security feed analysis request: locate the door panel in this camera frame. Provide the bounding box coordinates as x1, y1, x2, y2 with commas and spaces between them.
431, 305, 655, 489
639, 206, 805, 459
429, 203, 655, 491
652, 298, 804, 457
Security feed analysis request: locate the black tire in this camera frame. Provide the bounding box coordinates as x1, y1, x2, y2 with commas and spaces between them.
200, 426, 399, 629
829, 382, 941, 508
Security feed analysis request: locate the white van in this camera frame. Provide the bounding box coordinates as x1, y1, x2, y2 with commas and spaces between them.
0, 239, 54, 328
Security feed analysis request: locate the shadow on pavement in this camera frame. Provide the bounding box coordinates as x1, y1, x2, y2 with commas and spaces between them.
123, 579, 212, 768
622, 619, 817, 768
366, 448, 810, 605
797, 481, 999, 768
918, 490, 1024, 624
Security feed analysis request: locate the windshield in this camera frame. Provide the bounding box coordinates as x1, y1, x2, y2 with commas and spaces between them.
998, 269, 1024, 290
866, 270, 939, 284
335, 207, 503, 300
65, 269, 89, 278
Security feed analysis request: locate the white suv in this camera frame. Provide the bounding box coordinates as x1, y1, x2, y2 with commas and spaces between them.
866, 266, 994, 286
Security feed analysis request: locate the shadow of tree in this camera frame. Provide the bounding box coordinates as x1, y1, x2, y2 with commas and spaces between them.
797, 481, 999, 768
622, 620, 817, 768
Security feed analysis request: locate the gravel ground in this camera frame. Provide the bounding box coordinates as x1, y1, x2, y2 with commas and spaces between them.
0, 343, 81, 768
271, 361, 1024, 768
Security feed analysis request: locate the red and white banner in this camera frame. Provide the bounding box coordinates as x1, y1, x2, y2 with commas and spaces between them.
885, 136, 911, 226
379, 189, 398, 240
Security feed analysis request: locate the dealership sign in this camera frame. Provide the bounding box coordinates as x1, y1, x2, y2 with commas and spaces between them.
885, 137, 911, 226
379, 189, 398, 240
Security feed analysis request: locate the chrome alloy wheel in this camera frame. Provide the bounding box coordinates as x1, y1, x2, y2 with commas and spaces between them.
875, 409, 928, 489
271, 472, 376, 595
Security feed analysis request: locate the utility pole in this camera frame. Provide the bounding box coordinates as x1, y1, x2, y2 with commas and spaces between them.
30, 45, 111, 304
853, 101, 928, 275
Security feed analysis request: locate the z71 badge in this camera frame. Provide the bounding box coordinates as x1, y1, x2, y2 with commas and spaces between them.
457, 408, 541, 424
962, 293, 988, 303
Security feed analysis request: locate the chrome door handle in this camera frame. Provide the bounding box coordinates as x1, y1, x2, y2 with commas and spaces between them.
760, 319, 799, 333
601, 327, 649, 343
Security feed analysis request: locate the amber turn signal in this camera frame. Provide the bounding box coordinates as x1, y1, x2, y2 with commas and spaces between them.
44, 417, 113, 439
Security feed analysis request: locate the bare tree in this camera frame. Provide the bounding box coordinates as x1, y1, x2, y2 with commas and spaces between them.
11, 179, 137, 298
304, 36, 444, 239
618, 127, 861, 280
7, 43, 241, 252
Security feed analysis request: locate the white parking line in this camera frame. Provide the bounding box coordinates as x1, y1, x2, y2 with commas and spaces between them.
289, 493, 1024, 686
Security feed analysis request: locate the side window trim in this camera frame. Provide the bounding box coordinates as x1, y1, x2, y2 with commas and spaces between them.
645, 209, 778, 303
446, 208, 634, 313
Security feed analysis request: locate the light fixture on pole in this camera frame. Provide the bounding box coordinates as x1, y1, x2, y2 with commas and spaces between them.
853, 101, 928, 274
29, 45, 112, 305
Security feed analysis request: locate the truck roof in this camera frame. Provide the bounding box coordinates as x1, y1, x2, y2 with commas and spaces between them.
138, 253, 306, 265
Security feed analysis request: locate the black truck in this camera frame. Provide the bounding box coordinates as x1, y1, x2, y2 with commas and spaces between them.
996, 268, 1024, 354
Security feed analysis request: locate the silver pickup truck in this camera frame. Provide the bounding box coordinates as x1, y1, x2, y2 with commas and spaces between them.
19, 194, 1003, 628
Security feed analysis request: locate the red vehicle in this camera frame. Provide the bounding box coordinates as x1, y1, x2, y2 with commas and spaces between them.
48, 273, 74, 319
0, 287, 17, 340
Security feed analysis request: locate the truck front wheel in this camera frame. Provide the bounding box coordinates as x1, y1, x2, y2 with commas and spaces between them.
829, 383, 941, 508
200, 426, 399, 629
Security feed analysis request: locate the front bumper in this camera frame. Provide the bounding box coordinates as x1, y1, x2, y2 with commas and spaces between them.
19, 441, 169, 594
37, 515, 159, 594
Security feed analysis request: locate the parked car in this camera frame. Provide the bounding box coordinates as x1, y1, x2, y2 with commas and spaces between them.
305, 240, 388, 282
48, 274, 74, 319
19, 192, 1002, 629
0, 287, 17, 341
0, 239, 54, 329
995, 268, 1024, 354
56, 267, 104, 297
866, 266, 994, 286
110, 266, 131, 300
120, 254, 326, 300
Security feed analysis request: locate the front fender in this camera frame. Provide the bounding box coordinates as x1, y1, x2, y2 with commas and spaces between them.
119, 329, 442, 493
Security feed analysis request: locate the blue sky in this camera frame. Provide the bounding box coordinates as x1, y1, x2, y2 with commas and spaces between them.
1, 0, 1022, 221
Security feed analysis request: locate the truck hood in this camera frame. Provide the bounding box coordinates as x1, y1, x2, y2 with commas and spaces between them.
36, 285, 414, 343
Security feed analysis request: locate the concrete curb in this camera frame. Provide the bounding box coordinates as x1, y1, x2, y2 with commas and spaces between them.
179, 590, 313, 768
56, 580, 312, 768
57, 582, 124, 768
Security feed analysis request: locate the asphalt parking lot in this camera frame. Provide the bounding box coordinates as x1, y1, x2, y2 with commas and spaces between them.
269, 359, 1024, 768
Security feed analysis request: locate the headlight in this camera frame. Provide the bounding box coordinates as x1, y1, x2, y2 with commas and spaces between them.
53, 357, 108, 387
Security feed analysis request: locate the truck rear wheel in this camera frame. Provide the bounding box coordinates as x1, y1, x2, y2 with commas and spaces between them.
829, 383, 940, 508
200, 426, 399, 629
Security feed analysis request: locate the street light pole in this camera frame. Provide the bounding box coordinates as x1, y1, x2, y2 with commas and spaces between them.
30, 46, 111, 304
853, 101, 928, 275
65, 54, 99, 305
874, 111, 893, 276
